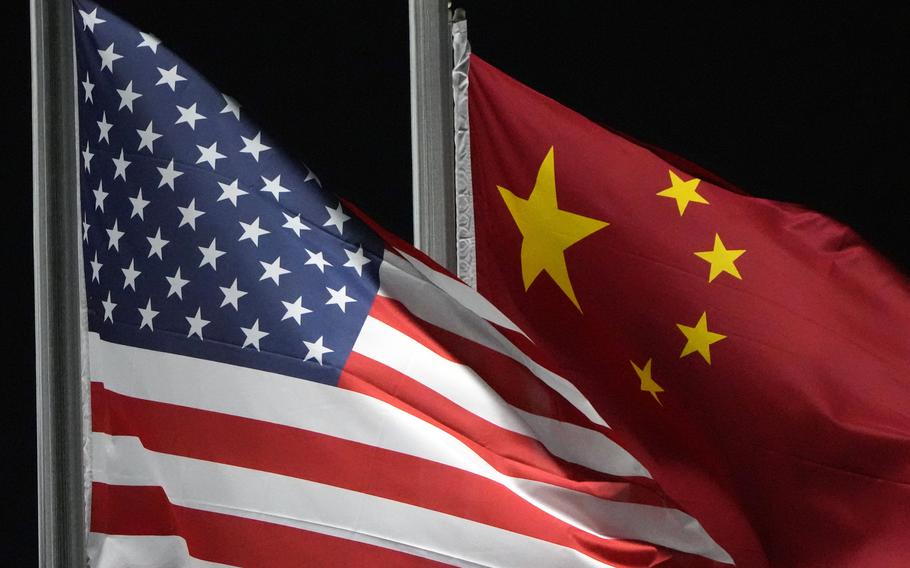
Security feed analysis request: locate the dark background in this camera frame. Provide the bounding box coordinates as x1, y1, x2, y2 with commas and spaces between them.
8, 1, 908, 565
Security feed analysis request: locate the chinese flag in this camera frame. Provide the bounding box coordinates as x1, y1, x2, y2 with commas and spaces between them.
466, 55, 910, 567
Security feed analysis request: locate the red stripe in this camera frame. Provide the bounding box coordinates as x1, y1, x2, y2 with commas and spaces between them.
90, 382, 695, 568
339, 352, 670, 507
91, 482, 443, 568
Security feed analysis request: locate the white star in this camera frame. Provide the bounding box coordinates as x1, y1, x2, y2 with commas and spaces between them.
93, 180, 108, 212
198, 237, 225, 269
79, 8, 106, 32
106, 219, 124, 251
343, 246, 371, 276
137, 32, 161, 53
82, 214, 91, 242
178, 198, 204, 230
259, 175, 290, 201
259, 257, 290, 285
136, 121, 162, 153
156, 64, 186, 91
102, 291, 116, 322
282, 213, 310, 237
157, 159, 184, 190
185, 308, 210, 339
116, 80, 142, 112
121, 259, 141, 291
195, 142, 225, 169
325, 285, 356, 312
304, 249, 332, 273
166, 268, 189, 299
303, 336, 333, 365
97, 43, 122, 73
219, 278, 247, 310
146, 228, 169, 259
304, 167, 322, 187
239, 132, 270, 162
240, 319, 269, 351
281, 296, 312, 325
175, 103, 206, 130
220, 93, 240, 119
112, 148, 131, 181
239, 217, 269, 247
129, 188, 150, 220
323, 203, 350, 234
82, 142, 93, 172
138, 299, 158, 330
82, 72, 94, 103
97, 112, 113, 143
90, 252, 102, 283
217, 179, 248, 206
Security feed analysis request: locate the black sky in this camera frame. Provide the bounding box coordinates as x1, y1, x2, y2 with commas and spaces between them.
105, 1, 909, 269
8, 1, 908, 564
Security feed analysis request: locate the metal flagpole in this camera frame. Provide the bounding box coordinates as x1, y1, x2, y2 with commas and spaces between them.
31, 0, 86, 565
408, 0, 457, 270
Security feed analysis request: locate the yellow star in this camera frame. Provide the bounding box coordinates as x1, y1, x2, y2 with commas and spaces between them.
498, 146, 608, 311
630, 358, 664, 405
677, 312, 726, 364
656, 170, 708, 215
694, 234, 746, 283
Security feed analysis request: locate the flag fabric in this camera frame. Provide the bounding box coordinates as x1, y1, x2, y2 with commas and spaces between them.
462, 54, 910, 567
71, 2, 739, 566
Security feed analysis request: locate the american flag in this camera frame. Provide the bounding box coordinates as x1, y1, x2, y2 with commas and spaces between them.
74, 1, 731, 566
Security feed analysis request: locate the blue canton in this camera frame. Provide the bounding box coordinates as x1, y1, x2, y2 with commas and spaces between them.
75, 0, 383, 385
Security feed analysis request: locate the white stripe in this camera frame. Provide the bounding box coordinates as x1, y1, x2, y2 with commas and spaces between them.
355, 315, 532, 434
89, 334, 731, 563
515, 407, 649, 481
88, 533, 235, 568
93, 433, 611, 568
354, 315, 649, 478
380, 250, 610, 428
394, 247, 525, 336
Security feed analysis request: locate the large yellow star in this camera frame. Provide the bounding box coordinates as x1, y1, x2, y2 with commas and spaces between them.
677, 312, 726, 364
694, 234, 746, 282
630, 358, 664, 405
498, 147, 608, 311
656, 170, 708, 215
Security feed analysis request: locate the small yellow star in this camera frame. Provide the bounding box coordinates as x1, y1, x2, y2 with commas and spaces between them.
498, 146, 609, 311
656, 170, 708, 215
694, 234, 746, 283
630, 358, 663, 405
677, 312, 726, 364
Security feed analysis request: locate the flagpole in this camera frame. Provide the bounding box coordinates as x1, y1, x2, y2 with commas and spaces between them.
31, 0, 86, 566
408, 0, 456, 270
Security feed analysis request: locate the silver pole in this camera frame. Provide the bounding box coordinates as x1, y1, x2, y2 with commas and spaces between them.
408, 0, 457, 270
31, 0, 86, 565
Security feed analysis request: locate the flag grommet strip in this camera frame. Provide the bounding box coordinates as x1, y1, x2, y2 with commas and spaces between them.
452, 15, 476, 288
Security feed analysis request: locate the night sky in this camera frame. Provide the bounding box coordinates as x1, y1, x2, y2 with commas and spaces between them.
9, 1, 908, 564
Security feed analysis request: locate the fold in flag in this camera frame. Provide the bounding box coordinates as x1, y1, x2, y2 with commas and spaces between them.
72, 2, 737, 566
463, 54, 910, 567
